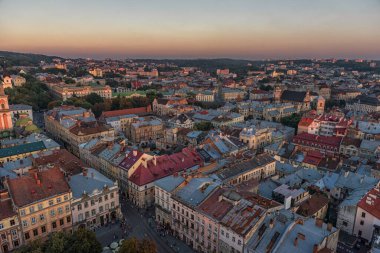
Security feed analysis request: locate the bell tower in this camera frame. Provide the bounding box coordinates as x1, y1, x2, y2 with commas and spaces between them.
316, 96, 325, 115
0, 85, 13, 131
273, 85, 282, 103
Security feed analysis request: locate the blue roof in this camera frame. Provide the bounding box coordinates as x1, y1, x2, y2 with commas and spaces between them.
69, 168, 115, 199
0, 141, 46, 158
155, 175, 185, 192
174, 177, 220, 207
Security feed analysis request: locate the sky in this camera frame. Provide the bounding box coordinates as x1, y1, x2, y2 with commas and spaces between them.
0, 0, 379, 60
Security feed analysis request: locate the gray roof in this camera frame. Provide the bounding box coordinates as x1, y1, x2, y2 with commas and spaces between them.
69, 168, 115, 199
155, 175, 185, 193
173, 177, 220, 207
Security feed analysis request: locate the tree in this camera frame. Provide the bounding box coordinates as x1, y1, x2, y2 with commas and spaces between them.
85, 93, 104, 105
280, 113, 302, 131
118, 237, 156, 253
194, 122, 213, 131
16, 229, 101, 253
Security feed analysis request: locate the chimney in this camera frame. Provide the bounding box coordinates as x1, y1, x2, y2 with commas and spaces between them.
315, 218, 323, 228
269, 218, 274, 229
153, 156, 157, 166
294, 237, 298, 247
313, 244, 318, 253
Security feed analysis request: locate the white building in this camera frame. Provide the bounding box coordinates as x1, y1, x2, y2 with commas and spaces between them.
69, 168, 121, 230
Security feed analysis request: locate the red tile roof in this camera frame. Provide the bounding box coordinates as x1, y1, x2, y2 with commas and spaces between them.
358, 187, 380, 219
7, 167, 70, 207
129, 148, 203, 186
198, 188, 233, 221
101, 106, 151, 118
0, 191, 16, 220
298, 118, 315, 127
119, 150, 144, 171
33, 149, 84, 175
293, 133, 342, 148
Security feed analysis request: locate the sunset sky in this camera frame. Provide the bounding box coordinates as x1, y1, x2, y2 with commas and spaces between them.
0, 0, 379, 59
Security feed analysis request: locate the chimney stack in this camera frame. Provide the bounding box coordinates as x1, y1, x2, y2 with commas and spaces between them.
294, 237, 298, 247
315, 218, 323, 228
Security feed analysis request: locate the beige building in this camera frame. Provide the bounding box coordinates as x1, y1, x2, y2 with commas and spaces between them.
239, 127, 272, 151
130, 116, 164, 144
45, 106, 115, 156
0, 190, 22, 253
6, 168, 72, 244
50, 84, 112, 101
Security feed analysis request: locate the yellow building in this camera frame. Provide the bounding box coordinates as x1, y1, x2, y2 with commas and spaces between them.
6, 168, 72, 244
0, 190, 22, 253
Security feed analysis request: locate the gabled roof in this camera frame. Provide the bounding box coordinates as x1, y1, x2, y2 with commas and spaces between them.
281, 90, 307, 103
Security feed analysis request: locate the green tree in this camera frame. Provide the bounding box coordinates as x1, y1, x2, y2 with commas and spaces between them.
118, 237, 156, 253
66, 228, 102, 253
85, 93, 104, 105
194, 121, 213, 131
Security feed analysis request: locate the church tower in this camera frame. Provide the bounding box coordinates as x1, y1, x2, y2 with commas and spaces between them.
273, 85, 282, 103
316, 96, 325, 115
0, 85, 13, 131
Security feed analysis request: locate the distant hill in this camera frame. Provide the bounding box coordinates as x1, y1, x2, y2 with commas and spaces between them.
0, 51, 63, 67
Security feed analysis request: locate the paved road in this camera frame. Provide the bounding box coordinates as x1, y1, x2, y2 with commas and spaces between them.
96, 200, 194, 253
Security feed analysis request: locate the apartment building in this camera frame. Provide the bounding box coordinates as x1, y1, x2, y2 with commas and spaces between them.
69, 168, 120, 230
6, 168, 72, 243
45, 106, 114, 156
0, 190, 22, 253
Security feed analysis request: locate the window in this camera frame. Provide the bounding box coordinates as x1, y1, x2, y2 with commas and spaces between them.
38, 204, 43, 210
358, 230, 362, 237
52, 221, 57, 229
111, 202, 115, 208
66, 216, 71, 223
14, 240, 19, 247
99, 206, 104, 213
11, 229, 17, 236
110, 192, 114, 199
39, 214, 45, 221
78, 214, 83, 221
24, 232, 30, 240
64, 195, 69, 201
29, 206, 35, 213
65, 205, 70, 213
20, 209, 26, 216
362, 212, 366, 218
105, 204, 109, 210
98, 197, 102, 203
0, 224, 3, 229
59, 219, 64, 226
33, 229, 38, 236
22, 220, 28, 228
91, 200, 95, 206
31, 217, 36, 225
104, 194, 108, 201
91, 209, 96, 216
85, 212, 90, 218
238, 240, 242, 245
226, 233, 229, 238
232, 237, 235, 242
342, 221, 348, 227
84, 202, 89, 208
41, 226, 46, 233
360, 220, 364, 225
49, 200, 54, 206
56, 197, 61, 203
58, 207, 63, 215
77, 204, 82, 211
50, 209, 56, 217
221, 230, 224, 235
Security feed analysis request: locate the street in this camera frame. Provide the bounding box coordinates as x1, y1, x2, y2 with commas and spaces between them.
96, 199, 194, 253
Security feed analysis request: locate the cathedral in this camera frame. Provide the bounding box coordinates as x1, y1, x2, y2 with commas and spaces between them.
273, 86, 311, 112
0, 85, 13, 131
